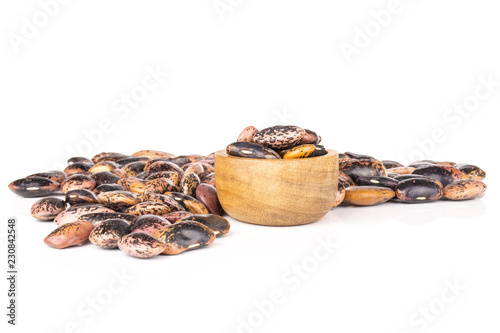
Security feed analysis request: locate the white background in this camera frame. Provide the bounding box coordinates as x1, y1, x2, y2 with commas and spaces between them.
1, 1, 499, 332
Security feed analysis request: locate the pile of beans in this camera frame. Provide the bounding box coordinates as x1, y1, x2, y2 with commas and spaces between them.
227, 125, 327, 159
334, 152, 487, 206
7, 130, 489, 257
8, 150, 229, 259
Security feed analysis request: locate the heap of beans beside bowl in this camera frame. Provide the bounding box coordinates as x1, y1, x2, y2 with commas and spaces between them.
227, 125, 326, 159
7, 126, 489, 257
334, 153, 487, 206
8, 150, 229, 259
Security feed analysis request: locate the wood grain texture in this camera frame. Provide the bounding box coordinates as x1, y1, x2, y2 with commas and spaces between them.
215, 149, 338, 226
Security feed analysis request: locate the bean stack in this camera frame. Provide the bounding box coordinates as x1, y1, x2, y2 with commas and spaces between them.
227, 125, 326, 159
334, 152, 487, 207
8, 150, 229, 259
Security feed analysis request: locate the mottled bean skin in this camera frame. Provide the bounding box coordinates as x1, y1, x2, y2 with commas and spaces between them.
44, 221, 94, 249
68, 157, 92, 165
393, 174, 431, 182
181, 172, 200, 197
443, 179, 487, 200
237, 126, 259, 142
344, 186, 395, 206
344, 152, 376, 161
77, 212, 136, 225
130, 215, 171, 236
115, 157, 151, 167
164, 192, 209, 214
253, 125, 305, 150
395, 178, 443, 203
31, 197, 67, 221
54, 204, 115, 226
340, 160, 387, 181
146, 161, 185, 178
411, 165, 463, 187
97, 191, 139, 211
91, 171, 122, 186
332, 182, 345, 208
92, 152, 128, 164
154, 222, 215, 255
310, 145, 328, 157
145, 171, 180, 185
226, 142, 281, 159
122, 161, 147, 177
454, 164, 486, 180
162, 211, 194, 223
8, 177, 60, 198
93, 184, 127, 194
117, 232, 166, 259
282, 144, 316, 159
339, 172, 356, 187
89, 161, 120, 174
382, 160, 404, 169
356, 176, 399, 190
386, 167, 416, 175
64, 162, 94, 176
176, 214, 230, 236
60, 174, 96, 193
65, 189, 99, 206
300, 129, 321, 145
124, 201, 176, 216
139, 191, 185, 212
132, 150, 175, 159
89, 219, 130, 249
27, 171, 66, 184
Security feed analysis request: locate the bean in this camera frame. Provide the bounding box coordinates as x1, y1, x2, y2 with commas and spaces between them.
60, 174, 96, 193
97, 190, 139, 211
443, 179, 487, 200
31, 198, 67, 221
411, 165, 463, 187
176, 214, 230, 236
181, 172, 201, 197
237, 125, 259, 142
117, 232, 166, 259
65, 189, 99, 206
340, 159, 387, 181
356, 176, 399, 190
64, 162, 94, 176
195, 184, 221, 215
253, 125, 305, 150
395, 178, 443, 203
77, 212, 136, 225
27, 171, 66, 184
54, 204, 115, 226
226, 142, 281, 159
344, 186, 395, 206
282, 144, 316, 159
89, 219, 130, 249
454, 164, 486, 180
130, 215, 171, 236
9, 177, 60, 197
154, 221, 215, 255
44, 221, 94, 249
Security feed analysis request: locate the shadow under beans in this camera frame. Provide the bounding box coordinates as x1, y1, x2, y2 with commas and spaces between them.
330, 198, 487, 226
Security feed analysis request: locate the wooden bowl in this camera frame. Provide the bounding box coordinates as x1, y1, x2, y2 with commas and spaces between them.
215, 149, 338, 226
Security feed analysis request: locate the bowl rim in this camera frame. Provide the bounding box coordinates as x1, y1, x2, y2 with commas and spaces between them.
215, 148, 338, 162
